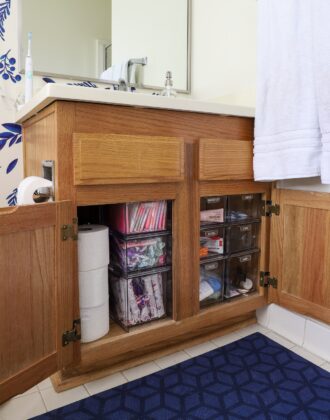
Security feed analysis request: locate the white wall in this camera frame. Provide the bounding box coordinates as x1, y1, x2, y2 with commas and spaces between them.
21, 0, 112, 79
191, 0, 257, 104
112, 0, 188, 90
278, 178, 330, 192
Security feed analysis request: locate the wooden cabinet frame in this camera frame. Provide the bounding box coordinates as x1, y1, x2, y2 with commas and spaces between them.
1, 101, 329, 402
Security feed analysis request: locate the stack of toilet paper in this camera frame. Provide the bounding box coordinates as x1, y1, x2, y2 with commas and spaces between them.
78, 225, 110, 343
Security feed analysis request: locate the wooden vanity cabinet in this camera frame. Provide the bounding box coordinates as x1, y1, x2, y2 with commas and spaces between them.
1, 101, 330, 402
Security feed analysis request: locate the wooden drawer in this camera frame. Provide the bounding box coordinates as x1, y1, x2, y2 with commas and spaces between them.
199, 138, 253, 181
73, 133, 184, 185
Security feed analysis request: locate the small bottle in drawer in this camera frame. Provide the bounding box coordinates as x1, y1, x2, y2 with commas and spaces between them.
228, 194, 262, 222
109, 266, 171, 331
107, 200, 169, 234
226, 222, 259, 254
200, 196, 226, 225
200, 225, 225, 259
110, 231, 171, 273
200, 257, 225, 308
225, 251, 259, 299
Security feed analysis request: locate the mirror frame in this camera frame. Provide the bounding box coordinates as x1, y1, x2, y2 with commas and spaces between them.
18, 0, 192, 93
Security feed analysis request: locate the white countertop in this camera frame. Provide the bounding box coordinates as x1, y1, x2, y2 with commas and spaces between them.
15, 84, 255, 123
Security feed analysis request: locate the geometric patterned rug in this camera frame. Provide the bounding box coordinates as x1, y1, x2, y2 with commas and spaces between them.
32, 333, 330, 419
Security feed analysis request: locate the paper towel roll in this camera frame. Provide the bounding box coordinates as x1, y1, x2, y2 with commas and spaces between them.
17, 176, 53, 205
78, 225, 110, 272
79, 266, 109, 308
80, 300, 110, 343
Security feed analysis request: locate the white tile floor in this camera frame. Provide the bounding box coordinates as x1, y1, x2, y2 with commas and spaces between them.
1, 323, 329, 420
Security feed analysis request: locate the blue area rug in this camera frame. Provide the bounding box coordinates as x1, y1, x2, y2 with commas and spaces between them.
33, 333, 330, 419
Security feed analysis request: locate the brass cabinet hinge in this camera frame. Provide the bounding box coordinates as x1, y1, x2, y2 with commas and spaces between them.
61, 217, 78, 241
62, 319, 81, 346
260, 271, 278, 289
261, 200, 280, 217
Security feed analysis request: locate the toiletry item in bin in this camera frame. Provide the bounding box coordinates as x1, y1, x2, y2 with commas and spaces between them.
199, 276, 222, 301
229, 211, 249, 221
78, 225, 109, 272
17, 176, 53, 205
200, 208, 224, 223
199, 246, 209, 258
25, 32, 33, 103
204, 236, 224, 254
237, 278, 254, 294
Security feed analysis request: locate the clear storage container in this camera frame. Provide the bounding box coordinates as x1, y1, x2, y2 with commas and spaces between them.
200, 226, 225, 259
109, 266, 171, 331
200, 196, 226, 226
110, 231, 171, 273
107, 200, 169, 234
200, 257, 225, 308
227, 194, 262, 222
225, 251, 259, 299
226, 223, 260, 254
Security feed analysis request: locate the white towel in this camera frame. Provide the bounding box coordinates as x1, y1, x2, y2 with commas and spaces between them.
254, 0, 330, 183
100, 60, 129, 84
312, 0, 330, 183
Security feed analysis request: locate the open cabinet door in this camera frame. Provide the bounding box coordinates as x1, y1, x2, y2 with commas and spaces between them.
269, 188, 330, 323
0, 201, 79, 404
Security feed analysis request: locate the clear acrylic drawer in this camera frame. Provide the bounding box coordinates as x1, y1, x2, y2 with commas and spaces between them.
107, 200, 169, 234
110, 231, 171, 273
200, 196, 226, 226
228, 194, 262, 222
225, 251, 259, 299
227, 223, 260, 254
200, 257, 225, 308
109, 267, 171, 331
200, 226, 225, 259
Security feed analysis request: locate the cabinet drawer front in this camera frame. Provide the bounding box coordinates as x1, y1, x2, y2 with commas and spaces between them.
73, 133, 184, 185
199, 138, 253, 181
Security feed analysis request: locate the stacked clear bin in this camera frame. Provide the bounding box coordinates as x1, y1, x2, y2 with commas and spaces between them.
200, 194, 262, 308
107, 201, 172, 331
199, 197, 226, 307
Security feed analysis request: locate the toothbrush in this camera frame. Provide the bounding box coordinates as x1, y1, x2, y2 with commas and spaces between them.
25, 32, 33, 103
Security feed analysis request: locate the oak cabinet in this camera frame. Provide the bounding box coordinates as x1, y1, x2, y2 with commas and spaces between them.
1, 101, 329, 403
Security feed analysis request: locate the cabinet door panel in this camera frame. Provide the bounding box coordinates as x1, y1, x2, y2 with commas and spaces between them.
199, 138, 253, 181
270, 189, 330, 323
0, 201, 79, 403
73, 133, 184, 185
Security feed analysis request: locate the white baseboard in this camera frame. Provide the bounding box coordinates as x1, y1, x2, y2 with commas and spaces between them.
257, 304, 330, 362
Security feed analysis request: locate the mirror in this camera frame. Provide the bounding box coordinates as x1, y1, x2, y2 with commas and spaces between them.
19, 0, 191, 92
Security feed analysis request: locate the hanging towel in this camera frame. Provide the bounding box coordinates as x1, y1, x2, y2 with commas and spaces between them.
312, 0, 330, 183
254, 0, 330, 183
100, 60, 129, 84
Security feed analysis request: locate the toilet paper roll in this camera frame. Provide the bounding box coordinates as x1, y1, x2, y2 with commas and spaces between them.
17, 176, 53, 205
79, 266, 109, 309
78, 225, 110, 272
80, 300, 110, 343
